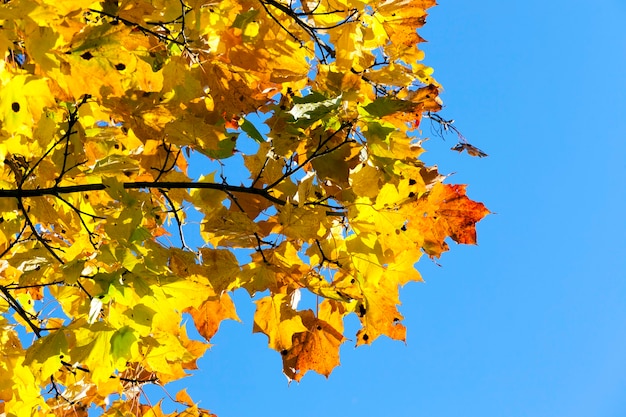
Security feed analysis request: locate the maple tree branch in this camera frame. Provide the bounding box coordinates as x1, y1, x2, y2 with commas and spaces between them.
314, 239, 341, 268
0, 285, 43, 337
259, 0, 340, 61
178, 0, 191, 44
425, 111, 461, 139
304, 200, 346, 215
258, 0, 303, 47
48, 375, 76, 407
262, 0, 358, 34
118, 375, 159, 385
76, 277, 93, 300
290, 0, 337, 16
60, 360, 159, 385
55, 98, 90, 185
61, 360, 89, 375
425, 112, 488, 157
23, 95, 91, 188
0, 181, 286, 206
53, 194, 103, 248
351, 67, 388, 97
4, 280, 63, 290
58, 133, 73, 182
251, 154, 271, 187
88, 9, 188, 47
53, 195, 105, 221
265, 121, 353, 190
152, 141, 181, 182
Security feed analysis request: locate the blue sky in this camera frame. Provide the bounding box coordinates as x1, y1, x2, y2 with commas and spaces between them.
159, 1, 626, 416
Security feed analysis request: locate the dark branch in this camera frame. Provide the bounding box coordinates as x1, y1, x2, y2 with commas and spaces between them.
265, 121, 353, 190
258, 0, 357, 62
159, 189, 191, 250
0, 285, 43, 337
16, 198, 65, 264
30, 95, 90, 188
151, 141, 181, 182
223, 188, 273, 263
314, 239, 341, 268
0, 181, 286, 206
4, 280, 63, 290
88, 9, 188, 47
53, 194, 103, 248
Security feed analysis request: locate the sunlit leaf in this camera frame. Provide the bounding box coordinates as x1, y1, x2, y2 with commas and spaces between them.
187, 293, 240, 342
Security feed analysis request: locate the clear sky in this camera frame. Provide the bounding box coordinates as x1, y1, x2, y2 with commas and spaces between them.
155, 1, 626, 416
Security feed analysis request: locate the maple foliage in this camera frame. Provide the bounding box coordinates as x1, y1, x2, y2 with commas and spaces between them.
0, 0, 489, 415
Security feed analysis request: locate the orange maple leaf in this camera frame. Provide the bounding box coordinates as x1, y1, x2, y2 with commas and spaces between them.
187, 293, 240, 343
410, 183, 490, 257
281, 309, 345, 382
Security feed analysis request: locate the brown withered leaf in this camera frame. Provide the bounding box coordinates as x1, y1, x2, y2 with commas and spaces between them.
451, 142, 488, 157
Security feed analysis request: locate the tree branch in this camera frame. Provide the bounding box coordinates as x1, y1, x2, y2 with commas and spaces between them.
0, 181, 286, 206
88, 9, 188, 47
265, 121, 353, 190
0, 285, 43, 337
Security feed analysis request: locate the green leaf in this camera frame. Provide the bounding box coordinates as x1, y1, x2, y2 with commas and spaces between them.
111, 326, 137, 366
241, 118, 265, 143
363, 98, 414, 117
232, 9, 259, 29
292, 91, 329, 104
70, 323, 116, 383
198, 136, 237, 159
23, 329, 68, 380
130, 226, 152, 243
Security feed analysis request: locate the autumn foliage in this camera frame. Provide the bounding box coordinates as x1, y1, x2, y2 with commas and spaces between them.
0, 0, 488, 415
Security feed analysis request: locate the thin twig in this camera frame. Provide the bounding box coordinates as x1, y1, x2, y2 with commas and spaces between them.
223, 189, 272, 263
16, 198, 65, 264
159, 189, 191, 250
23, 95, 91, 188
53, 194, 104, 248
88, 9, 188, 47
265, 121, 353, 190
152, 141, 181, 183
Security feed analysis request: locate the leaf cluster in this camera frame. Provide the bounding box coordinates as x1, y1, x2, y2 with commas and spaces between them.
0, 0, 488, 415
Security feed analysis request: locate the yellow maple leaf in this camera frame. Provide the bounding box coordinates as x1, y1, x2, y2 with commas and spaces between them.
253, 293, 308, 352
0, 75, 55, 136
